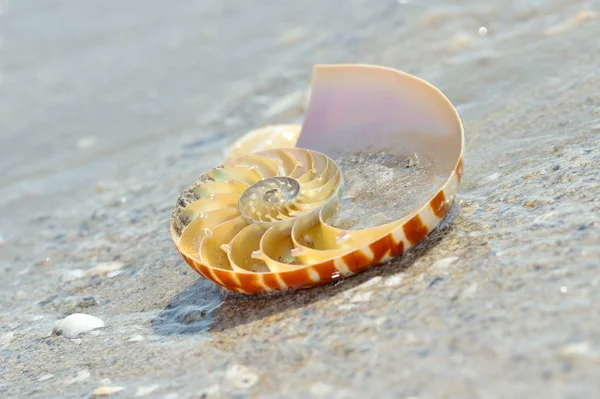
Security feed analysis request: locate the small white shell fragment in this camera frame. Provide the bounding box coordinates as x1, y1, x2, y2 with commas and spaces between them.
431, 257, 459, 269
226, 364, 259, 389
385, 273, 405, 287
135, 385, 160, 397
65, 369, 91, 384
55, 313, 105, 338
128, 334, 145, 342
93, 386, 125, 396
38, 374, 54, 382
88, 262, 125, 278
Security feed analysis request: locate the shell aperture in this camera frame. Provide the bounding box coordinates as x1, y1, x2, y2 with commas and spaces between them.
171, 64, 464, 294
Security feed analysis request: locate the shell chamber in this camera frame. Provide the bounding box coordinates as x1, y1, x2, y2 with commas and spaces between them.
171, 64, 464, 294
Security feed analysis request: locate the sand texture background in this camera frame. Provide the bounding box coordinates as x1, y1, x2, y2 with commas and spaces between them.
1, 0, 599, 398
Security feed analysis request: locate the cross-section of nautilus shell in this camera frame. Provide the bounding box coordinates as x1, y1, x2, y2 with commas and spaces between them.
171, 65, 464, 294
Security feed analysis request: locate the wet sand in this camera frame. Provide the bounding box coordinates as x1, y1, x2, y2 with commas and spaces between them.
1, 0, 599, 398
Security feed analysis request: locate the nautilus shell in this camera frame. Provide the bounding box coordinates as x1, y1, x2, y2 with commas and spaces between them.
171, 65, 464, 294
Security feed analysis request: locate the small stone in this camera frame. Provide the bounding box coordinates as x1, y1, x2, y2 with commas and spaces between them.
65, 369, 91, 385
225, 364, 259, 389
62, 269, 86, 282
54, 313, 105, 338
558, 342, 591, 357
93, 386, 125, 396
431, 257, 459, 269
135, 385, 160, 397
128, 335, 145, 342
385, 273, 404, 287
88, 262, 125, 278
38, 374, 54, 382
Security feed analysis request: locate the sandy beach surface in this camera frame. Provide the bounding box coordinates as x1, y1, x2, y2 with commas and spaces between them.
1, 0, 599, 398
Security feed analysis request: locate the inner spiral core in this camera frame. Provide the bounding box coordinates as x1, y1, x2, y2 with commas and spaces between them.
238, 177, 301, 224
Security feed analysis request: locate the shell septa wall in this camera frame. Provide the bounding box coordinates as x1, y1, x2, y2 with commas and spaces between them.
171, 64, 464, 294
224, 124, 302, 161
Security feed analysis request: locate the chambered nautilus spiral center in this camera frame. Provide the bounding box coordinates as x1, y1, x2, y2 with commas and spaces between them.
238, 177, 301, 224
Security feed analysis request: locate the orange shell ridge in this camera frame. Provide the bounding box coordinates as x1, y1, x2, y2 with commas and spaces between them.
171, 64, 464, 294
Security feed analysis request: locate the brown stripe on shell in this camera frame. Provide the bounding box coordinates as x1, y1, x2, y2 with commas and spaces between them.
455, 158, 464, 183
211, 269, 240, 290
430, 190, 450, 219
235, 274, 265, 294
342, 250, 371, 274
261, 273, 282, 291
280, 269, 311, 288
196, 264, 222, 287
312, 260, 341, 283
403, 214, 429, 245
369, 233, 405, 262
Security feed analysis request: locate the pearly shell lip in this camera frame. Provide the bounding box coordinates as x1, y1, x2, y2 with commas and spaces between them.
298, 64, 464, 173
172, 64, 464, 294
